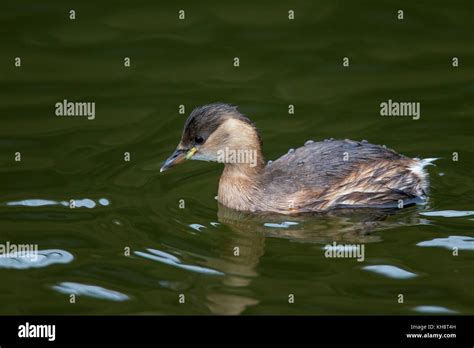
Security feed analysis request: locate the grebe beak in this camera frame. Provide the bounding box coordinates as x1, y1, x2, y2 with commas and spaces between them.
160, 147, 197, 172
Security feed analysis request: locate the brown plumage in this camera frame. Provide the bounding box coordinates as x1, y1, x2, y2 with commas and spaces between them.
161, 103, 436, 214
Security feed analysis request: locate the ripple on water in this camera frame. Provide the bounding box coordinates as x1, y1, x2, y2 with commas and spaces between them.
5, 198, 110, 209
53, 282, 129, 302
145, 248, 180, 263
0, 249, 73, 270
263, 221, 299, 229
412, 306, 457, 314
189, 223, 207, 231
134, 248, 224, 276
362, 265, 418, 279
420, 210, 474, 218
417, 235, 474, 250
6, 199, 61, 207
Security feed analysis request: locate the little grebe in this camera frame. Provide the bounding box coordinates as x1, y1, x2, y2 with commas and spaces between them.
161, 103, 436, 214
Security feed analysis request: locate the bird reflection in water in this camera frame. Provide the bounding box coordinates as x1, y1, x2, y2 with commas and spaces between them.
202, 203, 429, 314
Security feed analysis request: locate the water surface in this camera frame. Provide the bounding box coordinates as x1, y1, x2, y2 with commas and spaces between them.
0, 0, 473, 315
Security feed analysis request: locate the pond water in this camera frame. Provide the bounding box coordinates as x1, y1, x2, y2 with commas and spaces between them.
0, 0, 473, 315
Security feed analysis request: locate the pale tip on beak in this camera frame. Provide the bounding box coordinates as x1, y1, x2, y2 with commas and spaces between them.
160, 147, 197, 173
160, 148, 186, 173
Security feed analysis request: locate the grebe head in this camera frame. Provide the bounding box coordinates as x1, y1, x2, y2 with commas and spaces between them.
160, 103, 262, 172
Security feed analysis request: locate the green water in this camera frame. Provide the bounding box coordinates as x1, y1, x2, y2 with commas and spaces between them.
0, 0, 473, 315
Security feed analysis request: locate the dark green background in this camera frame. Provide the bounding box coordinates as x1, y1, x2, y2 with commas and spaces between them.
0, 0, 473, 314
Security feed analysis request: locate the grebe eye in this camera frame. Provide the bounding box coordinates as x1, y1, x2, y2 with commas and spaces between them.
195, 136, 204, 144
